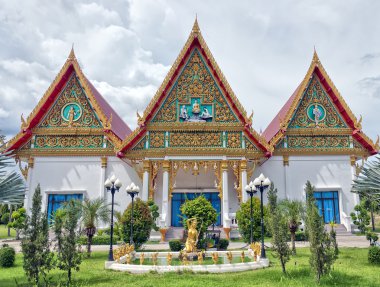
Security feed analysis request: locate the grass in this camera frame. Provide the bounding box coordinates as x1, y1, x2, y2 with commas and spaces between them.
0, 248, 379, 286
0, 224, 16, 239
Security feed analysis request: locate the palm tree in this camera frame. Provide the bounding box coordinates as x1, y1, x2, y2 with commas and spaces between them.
279, 199, 305, 255
79, 198, 110, 257
352, 156, 380, 203
0, 151, 25, 204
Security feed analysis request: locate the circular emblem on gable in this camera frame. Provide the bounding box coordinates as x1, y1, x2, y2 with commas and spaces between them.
307, 103, 326, 123
61, 103, 82, 122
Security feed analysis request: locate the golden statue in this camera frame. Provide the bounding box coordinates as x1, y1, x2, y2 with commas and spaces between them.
197, 251, 204, 265
181, 251, 189, 265
192, 100, 200, 114
152, 252, 158, 266
125, 253, 132, 264
211, 252, 219, 264
184, 218, 199, 253
240, 251, 245, 263
250, 242, 261, 261
139, 253, 145, 265
167, 252, 173, 266
226, 251, 233, 264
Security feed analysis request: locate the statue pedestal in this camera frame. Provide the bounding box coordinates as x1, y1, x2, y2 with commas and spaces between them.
159, 228, 168, 243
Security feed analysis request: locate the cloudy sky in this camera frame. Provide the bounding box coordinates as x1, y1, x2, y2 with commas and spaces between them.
1, 0, 379, 142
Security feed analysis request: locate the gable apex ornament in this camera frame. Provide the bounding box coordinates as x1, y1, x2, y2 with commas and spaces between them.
192, 16, 200, 34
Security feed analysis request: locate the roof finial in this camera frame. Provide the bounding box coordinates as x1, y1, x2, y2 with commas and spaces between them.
68, 43, 76, 60
192, 14, 200, 34
312, 46, 320, 63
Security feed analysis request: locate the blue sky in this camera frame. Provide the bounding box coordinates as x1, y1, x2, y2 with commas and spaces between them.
0, 0, 379, 142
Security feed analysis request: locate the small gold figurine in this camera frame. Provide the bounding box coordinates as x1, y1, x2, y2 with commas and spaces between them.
139, 253, 145, 265
167, 252, 173, 266
250, 242, 261, 261
181, 251, 189, 265
240, 251, 245, 263
197, 251, 204, 265
211, 252, 219, 265
226, 251, 233, 264
152, 252, 158, 266
126, 253, 132, 264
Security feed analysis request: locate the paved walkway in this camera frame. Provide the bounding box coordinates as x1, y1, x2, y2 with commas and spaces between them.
0, 233, 370, 253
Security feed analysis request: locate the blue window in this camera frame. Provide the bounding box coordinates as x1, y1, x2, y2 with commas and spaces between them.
313, 191, 340, 224
47, 193, 83, 222
171, 192, 221, 227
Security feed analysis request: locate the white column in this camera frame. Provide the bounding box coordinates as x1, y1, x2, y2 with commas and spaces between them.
161, 160, 170, 227
100, 157, 107, 199
142, 160, 150, 201
24, 157, 34, 214
221, 161, 230, 228
283, 155, 289, 199
241, 160, 248, 202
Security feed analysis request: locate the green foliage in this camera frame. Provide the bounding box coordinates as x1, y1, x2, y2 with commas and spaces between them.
267, 182, 291, 274
217, 238, 229, 250
1, 212, 9, 224
169, 239, 183, 251
148, 199, 160, 231
21, 184, 54, 285
368, 246, 380, 264
122, 198, 153, 249
295, 231, 308, 241
305, 181, 338, 283
366, 232, 379, 246
350, 201, 370, 234
0, 245, 15, 267
54, 200, 83, 284
236, 197, 264, 243
180, 195, 217, 240
7, 207, 26, 240
0, 151, 25, 204
279, 199, 304, 255
78, 235, 119, 245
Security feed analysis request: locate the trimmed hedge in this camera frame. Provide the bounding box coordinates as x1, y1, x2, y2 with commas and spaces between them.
217, 238, 229, 250
169, 239, 183, 251
0, 245, 15, 267
368, 246, 380, 264
78, 235, 119, 245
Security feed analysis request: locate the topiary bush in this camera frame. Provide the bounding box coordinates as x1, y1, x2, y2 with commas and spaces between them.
1, 212, 9, 224
122, 199, 153, 250
217, 238, 229, 250
180, 195, 217, 240
78, 235, 119, 245
0, 245, 15, 267
368, 246, 380, 264
236, 197, 267, 243
169, 239, 183, 251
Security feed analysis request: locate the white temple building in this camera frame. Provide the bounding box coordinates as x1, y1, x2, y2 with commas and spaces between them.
5, 20, 378, 236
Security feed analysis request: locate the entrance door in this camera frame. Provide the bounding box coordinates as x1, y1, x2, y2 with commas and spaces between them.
171, 192, 221, 227
313, 191, 340, 224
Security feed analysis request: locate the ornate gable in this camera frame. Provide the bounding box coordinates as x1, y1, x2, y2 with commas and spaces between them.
120, 19, 270, 158
263, 51, 378, 156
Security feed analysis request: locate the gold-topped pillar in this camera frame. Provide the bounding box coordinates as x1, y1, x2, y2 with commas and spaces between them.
24, 157, 34, 213
100, 156, 107, 199
161, 160, 170, 227
142, 160, 150, 201
221, 160, 231, 228
241, 160, 248, 202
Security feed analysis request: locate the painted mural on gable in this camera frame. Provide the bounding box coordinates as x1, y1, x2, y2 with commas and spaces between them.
152, 49, 238, 123
38, 73, 102, 129
288, 74, 348, 129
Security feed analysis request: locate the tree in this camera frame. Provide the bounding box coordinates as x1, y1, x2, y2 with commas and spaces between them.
122, 198, 154, 249
7, 206, 26, 240
79, 198, 110, 257
279, 199, 304, 255
148, 199, 160, 231
352, 156, 380, 203
305, 181, 338, 283
350, 200, 370, 234
0, 151, 25, 204
180, 195, 217, 240
267, 183, 291, 274
54, 200, 83, 284
21, 184, 54, 285
362, 196, 380, 231
236, 197, 265, 243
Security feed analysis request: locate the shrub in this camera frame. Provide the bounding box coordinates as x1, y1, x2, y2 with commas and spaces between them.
368, 246, 380, 264
366, 232, 379, 246
180, 195, 217, 240
295, 231, 308, 241
217, 239, 229, 250
78, 235, 119, 245
122, 199, 153, 249
0, 245, 15, 267
196, 238, 207, 249
169, 239, 183, 251
236, 197, 266, 243
1, 212, 9, 224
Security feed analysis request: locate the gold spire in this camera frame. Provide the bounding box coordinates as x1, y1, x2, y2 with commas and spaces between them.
312, 47, 320, 64
192, 15, 200, 34
68, 44, 76, 61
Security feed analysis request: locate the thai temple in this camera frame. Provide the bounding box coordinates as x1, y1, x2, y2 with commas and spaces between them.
5, 19, 379, 236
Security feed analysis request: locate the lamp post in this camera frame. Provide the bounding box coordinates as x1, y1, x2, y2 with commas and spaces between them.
105, 175, 122, 261
126, 182, 140, 247
244, 182, 257, 244
253, 173, 271, 259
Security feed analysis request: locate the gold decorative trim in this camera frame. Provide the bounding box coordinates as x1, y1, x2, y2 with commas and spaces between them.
15, 149, 115, 157
101, 156, 107, 168
147, 122, 244, 131
274, 148, 369, 156
32, 127, 105, 135
28, 157, 34, 169
285, 128, 352, 136
283, 155, 289, 166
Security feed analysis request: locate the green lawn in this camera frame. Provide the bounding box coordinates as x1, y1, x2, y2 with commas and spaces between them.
0, 224, 15, 239
0, 248, 379, 287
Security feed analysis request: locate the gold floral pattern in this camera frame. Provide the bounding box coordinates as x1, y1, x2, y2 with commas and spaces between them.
170, 132, 222, 147
34, 135, 103, 149
150, 132, 165, 148
227, 132, 241, 148
245, 137, 258, 150
132, 136, 146, 151
289, 75, 347, 129
287, 136, 350, 149
39, 74, 102, 128
152, 49, 237, 123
